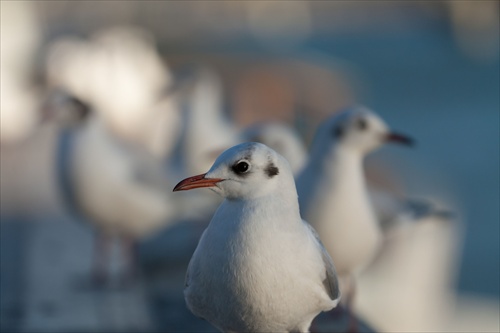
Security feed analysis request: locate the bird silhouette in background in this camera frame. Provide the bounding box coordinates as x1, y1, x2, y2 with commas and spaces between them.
296, 106, 413, 331
47, 93, 181, 286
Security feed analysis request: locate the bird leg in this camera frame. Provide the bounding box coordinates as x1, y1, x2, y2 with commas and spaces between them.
119, 235, 139, 287
92, 231, 110, 287
345, 276, 358, 333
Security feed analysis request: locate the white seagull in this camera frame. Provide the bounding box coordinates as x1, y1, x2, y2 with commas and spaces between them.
296, 106, 413, 304
173, 142, 341, 333
48, 93, 181, 285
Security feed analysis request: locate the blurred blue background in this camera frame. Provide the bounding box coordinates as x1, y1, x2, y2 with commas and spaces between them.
1, 1, 498, 332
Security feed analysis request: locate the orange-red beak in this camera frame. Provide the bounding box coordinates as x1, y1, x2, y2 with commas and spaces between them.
173, 173, 224, 192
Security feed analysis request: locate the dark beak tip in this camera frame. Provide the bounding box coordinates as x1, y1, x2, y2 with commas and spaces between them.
386, 132, 415, 147
172, 175, 204, 193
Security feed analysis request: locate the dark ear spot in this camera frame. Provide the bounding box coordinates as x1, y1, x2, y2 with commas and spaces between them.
333, 126, 343, 139
356, 118, 368, 130
264, 162, 279, 178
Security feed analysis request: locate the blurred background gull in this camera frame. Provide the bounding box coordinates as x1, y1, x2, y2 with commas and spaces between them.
0, 1, 498, 332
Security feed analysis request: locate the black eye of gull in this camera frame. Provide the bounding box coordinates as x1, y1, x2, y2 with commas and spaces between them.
232, 161, 250, 174
357, 118, 368, 130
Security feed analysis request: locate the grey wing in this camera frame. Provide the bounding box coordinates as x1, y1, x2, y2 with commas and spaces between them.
370, 188, 455, 233
304, 221, 341, 302
184, 261, 191, 288
404, 198, 455, 221
184, 245, 196, 290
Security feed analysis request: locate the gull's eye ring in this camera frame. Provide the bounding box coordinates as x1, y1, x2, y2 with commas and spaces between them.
232, 160, 250, 174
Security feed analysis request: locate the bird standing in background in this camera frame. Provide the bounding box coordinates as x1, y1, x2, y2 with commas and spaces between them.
43, 27, 189, 285
240, 116, 438, 235
178, 66, 240, 176
296, 106, 413, 329
174, 142, 340, 333
50, 95, 179, 286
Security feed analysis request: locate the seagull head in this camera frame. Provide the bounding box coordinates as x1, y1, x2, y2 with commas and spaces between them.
322, 106, 413, 155
173, 142, 294, 200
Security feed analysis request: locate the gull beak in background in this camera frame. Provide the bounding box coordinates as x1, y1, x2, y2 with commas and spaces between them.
173, 173, 224, 192
385, 132, 415, 147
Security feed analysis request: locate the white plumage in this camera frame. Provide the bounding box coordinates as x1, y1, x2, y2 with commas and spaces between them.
1, 1, 41, 144
43, 26, 194, 239
45, 26, 181, 159
70, 115, 176, 239
174, 142, 340, 332
296, 106, 413, 295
